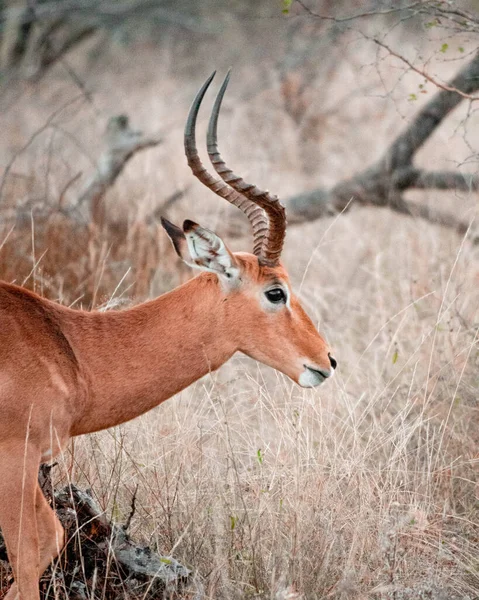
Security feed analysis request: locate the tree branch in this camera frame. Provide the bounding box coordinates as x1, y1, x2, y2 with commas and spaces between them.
393, 168, 479, 191
372, 39, 479, 102
285, 51, 479, 240
77, 114, 163, 226
295, 1, 424, 23
385, 51, 479, 169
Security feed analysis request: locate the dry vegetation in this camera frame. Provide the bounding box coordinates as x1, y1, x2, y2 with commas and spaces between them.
0, 3, 478, 598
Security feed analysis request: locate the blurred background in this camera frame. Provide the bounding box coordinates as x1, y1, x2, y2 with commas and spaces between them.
0, 1, 478, 598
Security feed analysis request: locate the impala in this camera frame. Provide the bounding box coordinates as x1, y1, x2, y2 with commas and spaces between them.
0, 71, 336, 600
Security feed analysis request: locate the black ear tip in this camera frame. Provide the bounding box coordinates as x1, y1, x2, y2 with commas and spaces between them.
160, 216, 170, 228
160, 216, 185, 239
183, 219, 199, 233
160, 216, 176, 231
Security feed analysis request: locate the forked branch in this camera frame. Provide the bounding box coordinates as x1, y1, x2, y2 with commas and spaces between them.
1, 111, 164, 228
285, 51, 479, 240
77, 114, 163, 225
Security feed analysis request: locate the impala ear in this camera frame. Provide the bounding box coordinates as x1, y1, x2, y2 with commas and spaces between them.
161, 217, 239, 279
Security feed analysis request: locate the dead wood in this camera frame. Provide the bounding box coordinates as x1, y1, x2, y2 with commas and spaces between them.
1, 112, 165, 230
0, 467, 201, 600
284, 51, 479, 241
76, 114, 163, 227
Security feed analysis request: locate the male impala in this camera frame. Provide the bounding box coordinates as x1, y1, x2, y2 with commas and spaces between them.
0, 71, 336, 600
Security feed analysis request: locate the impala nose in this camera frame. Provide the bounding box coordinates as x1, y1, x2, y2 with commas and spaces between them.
328, 354, 337, 370
299, 364, 334, 388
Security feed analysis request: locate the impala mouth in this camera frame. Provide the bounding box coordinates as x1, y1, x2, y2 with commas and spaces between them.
298, 364, 334, 388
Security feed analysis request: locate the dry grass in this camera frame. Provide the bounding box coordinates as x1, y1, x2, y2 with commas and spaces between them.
0, 16, 478, 599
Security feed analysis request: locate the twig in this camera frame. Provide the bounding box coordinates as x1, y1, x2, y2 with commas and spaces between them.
122, 484, 138, 533
60, 58, 96, 108
146, 187, 189, 225
58, 171, 83, 208
0, 94, 85, 203
372, 38, 479, 101
77, 114, 163, 225
285, 51, 479, 239
295, 0, 423, 23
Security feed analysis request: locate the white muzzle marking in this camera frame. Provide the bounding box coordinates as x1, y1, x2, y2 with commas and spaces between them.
298, 365, 334, 388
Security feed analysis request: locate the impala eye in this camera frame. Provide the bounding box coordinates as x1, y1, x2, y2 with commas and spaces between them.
265, 288, 286, 304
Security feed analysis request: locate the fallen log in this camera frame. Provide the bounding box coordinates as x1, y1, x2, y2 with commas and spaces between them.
0, 467, 200, 600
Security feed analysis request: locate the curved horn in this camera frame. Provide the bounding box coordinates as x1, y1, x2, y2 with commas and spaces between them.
184, 72, 269, 257
207, 70, 286, 266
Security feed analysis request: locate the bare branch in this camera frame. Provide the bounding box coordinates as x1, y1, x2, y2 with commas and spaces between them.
77, 114, 163, 225
393, 169, 479, 191
417, 3, 479, 34
295, 0, 423, 23
286, 179, 477, 242
0, 109, 162, 228
385, 51, 479, 169
0, 94, 85, 204
146, 187, 189, 226
36, 23, 96, 77
372, 39, 479, 101
122, 483, 138, 533
285, 51, 479, 240
58, 171, 83, 207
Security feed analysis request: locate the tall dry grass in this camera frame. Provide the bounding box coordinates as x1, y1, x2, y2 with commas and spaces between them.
0, 16, 478, 599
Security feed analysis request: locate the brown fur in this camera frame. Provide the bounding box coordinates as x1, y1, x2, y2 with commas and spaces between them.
0, 252, 332, 600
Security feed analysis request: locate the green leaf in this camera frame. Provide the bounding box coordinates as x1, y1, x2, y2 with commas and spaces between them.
160, 557, 172, 565
257, 448, 264, 465
230, 515, 238, 530
458, 46, 465, 53
282, 0, 292, 14
392, 350, 399, 364
408, 93, 418, 102
440, 43, 449, 53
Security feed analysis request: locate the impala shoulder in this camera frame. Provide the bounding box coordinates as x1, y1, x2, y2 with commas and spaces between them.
0, 281, 79, 369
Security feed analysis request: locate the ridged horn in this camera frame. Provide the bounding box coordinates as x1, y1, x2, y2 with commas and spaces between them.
206, 69, 286, 266
184, 71, 269, 258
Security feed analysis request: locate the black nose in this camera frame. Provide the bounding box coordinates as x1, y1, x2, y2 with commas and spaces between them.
328, 353, 337, 370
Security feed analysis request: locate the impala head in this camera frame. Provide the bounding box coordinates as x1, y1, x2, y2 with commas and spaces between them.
161, 71, 336, 388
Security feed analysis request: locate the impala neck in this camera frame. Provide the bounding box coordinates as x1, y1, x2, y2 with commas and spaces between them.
71, 273, 237, 435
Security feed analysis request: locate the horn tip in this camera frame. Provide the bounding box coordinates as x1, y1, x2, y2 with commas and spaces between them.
221, 69, 232, 88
